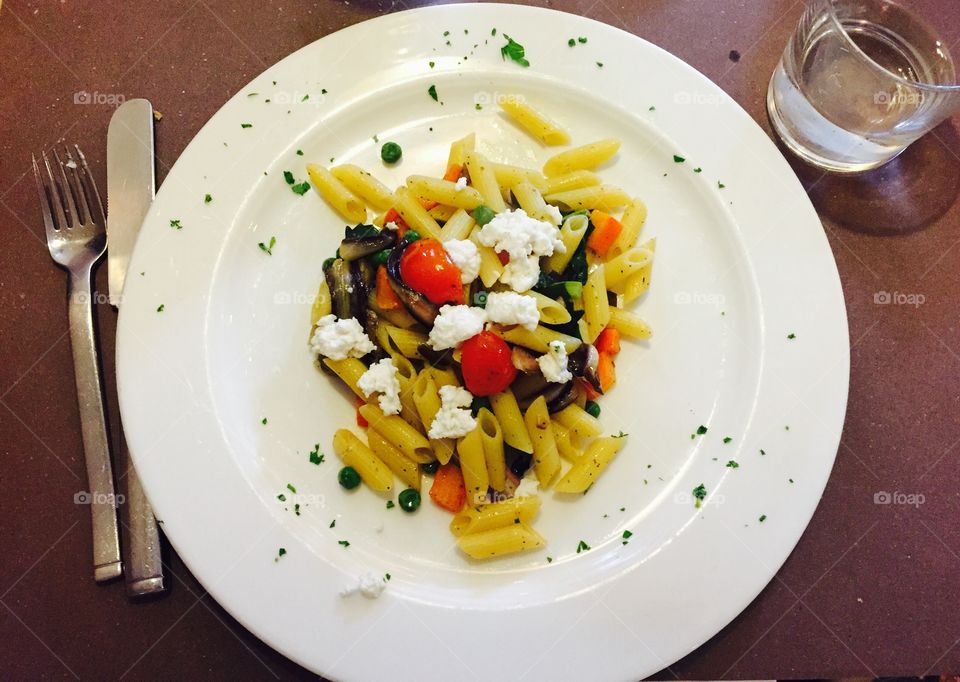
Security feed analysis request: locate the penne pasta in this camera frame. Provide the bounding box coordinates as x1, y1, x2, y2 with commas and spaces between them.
492, 324, 581, 355
322, 357, 368, 400
491, 163, 547, 191
489, 390, 534, 454
500, 98, 571, 146
511, 181, 559, 224
385, 326, 429, 359
604, 248, 654, 290
428, 203, 458, 222
464, 151, 506, 212
307, 164, 367, 223
332, 429, 393, 492
458, 426, 490, 504
456, 523, 545, 559
470, 227, 505, 287
581, 262, 611, 343
523, 396, 561, 488
310, 278, 332, 332
525, 290, 571, 326
542, 139, 621, 177
550, 420, 583, 461
406, 175, 484, 210
554, 436, 627, 493
608, 306, 652, 339
412, 372, 456, 463
607, 198, 648, 258
439, 208, 476, 242
447, 132, 476, 169
476, 408, 506, 491
545, 213, 589, 273
450, 495, 541, 536
368, 429, 422, 490
542, 170, 601, 195
554, 403, 603, 439
330, 164, 394, 211
621, 237, 656, 303
545, 184, 631, 212
359, 403, 434, 463
392, 187, 443, 239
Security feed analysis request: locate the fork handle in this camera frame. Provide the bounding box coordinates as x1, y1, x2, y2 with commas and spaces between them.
68, 269, 123, 582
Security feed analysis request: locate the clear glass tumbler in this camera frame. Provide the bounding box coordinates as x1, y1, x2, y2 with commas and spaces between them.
767, 0, 960, 173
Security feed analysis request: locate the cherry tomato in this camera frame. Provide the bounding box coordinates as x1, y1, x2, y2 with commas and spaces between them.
460, 331, 517, 396
399, 238, 464, 305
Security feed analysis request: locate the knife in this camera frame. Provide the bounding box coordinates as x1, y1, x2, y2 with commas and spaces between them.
107, 98, 166, 597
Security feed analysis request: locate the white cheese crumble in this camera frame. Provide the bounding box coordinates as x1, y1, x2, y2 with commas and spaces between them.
339, 571, 387, 599
484, 291, 540, 331
384, 221, 399, 231
357, 357, 402, 416
538, 340, 572, 383
476, 208, 565, 292
454, 176, 468, 191
428, 304, 486, 350
309, 315, 376, 360
544, 203, 563, 226
443, 239, 480, 284
428, 385, 477, 439
515, 469, 540, 498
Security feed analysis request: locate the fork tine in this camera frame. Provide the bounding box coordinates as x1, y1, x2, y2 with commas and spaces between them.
62, 145, 91, 225
74, 145, 105, 227
52, 147, 79, 228
41, 151, 69, 232
32, 154, 60, 241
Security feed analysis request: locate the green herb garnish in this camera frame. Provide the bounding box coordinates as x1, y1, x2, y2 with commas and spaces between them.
696, 425, 708, 435
291, 181, 310, 195
386, 500, 395, 509
283, 170, 295, 185
169, 219, 183, 230
204, 193, 212, 204
759, 514, 767, 522
309, 444, 324, 465
156, 304, 165, 312
500, 34, 530, 67
241, 123, 252, 129
692, 483, 707, 507
723, 436, 732, 444
427, 84, 439, 101
258, 236, 276, 255
576, 540, 590, 553
726, 460, 739, 468
787, 333, 796, 339
673, 155, 685, 163
338, 540, 350, 548
568, 38, 576, 47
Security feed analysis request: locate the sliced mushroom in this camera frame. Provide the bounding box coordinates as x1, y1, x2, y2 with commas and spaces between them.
418, 343, 454, 368
386, 242, 439, 325
339, 230, 396, 261
324, 258, 353, 319
511, 346, 540, 373
545, 381, 578, 413
350, 258, 375, 322
568, 343, 603, 394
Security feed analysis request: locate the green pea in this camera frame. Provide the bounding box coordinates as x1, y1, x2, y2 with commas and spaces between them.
371, 248, 392, 266
584, 400, 601, 418
381, 141, 402, 164
403, 229, 421, 243
472, 205, 495, 225
398, 488, 421, 512
338, 466, 361, 489
421, 461, 439, 475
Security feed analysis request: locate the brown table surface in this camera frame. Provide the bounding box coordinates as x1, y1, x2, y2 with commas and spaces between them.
3, 0, 960, 679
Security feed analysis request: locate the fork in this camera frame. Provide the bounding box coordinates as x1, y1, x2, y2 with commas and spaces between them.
33, 146, 123, 583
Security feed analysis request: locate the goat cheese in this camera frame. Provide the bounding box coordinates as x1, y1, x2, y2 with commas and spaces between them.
454, 176, 468, 191
428, 304, 486, 350
384, 220, 399, 231
428, 385, 477, 439
309, 315, 376, 360
538, 340, 572, 383
484, 291, 539, 331
514, 470, 540, 498
476, 208, 565, 292
544, 203, 563, 226
443, 239, 480, 284
357, 357, 402, 416
339, 571, 387, 599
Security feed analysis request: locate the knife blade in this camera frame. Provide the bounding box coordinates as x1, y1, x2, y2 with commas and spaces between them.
107, 98, 166, 597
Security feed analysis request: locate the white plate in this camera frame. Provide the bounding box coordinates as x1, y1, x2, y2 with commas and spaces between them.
117, 5, 848, 680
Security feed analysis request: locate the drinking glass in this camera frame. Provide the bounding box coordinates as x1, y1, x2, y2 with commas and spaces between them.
767, 0, 960, 173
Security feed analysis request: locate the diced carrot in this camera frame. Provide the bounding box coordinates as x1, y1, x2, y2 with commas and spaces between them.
597, 352, 616, 393
418, 195, 439, 211
383, 208, 409, 236
375, 265, 402, 311
579, 377, 601, 401
586, 210, 623, 256
443, 163, 463, 183
355, 397, 369, 428
595, 327, 621, 356
429, 463, 467, 513
496, 250, 510, 266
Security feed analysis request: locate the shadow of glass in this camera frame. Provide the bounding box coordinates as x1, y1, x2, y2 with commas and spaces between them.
775, 121, 960, 236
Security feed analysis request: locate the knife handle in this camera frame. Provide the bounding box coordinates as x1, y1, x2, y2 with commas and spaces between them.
121, 434, 166, 597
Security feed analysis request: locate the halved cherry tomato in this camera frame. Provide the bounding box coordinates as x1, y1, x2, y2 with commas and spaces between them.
460, 331, 517, 396
399, 238, 464, 305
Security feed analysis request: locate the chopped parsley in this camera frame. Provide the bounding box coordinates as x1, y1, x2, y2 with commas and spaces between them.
789, 478, 794, 483
760, 449, 767, 455
596, 61, 604, 68
240, 123, 253, 129
723, 436, 732, 444
296, 149, 304, 156
692, 483, 707, 508
673, 154, 685, 163
301, 94, 309, 102
649, 105, 656, 111
386, 500, 395, 509
622, 529, 633, 545
694, 167, 702, 173
475, 103, 482, 110
428, 60, 435, 68
696, 425, 708, 435
308, 444, 324, 465
291, 181, 310, 195
428, 84, 439, 101
338, 540, 350, 548
294, 503, 301, 516
276, 547, 286, 560
500, 34, 530, 67
258, 236, 276, 255
718, 181, 726, 189
156, 304, 165, 312
759, 514, 767, 523
283, 170, 295, 185
612, 431, 628, 438
247, 92, 258, 97
726, 460, 739, 468
442, 30, 449, 36
567, 38, 575, 47
491, 28, 497, 36
546, 556, 553, 563
619, 506, 625, 512
576, 540, 591, 553
261, 417, 268, 425
329, 519, 336, 528
169, 219, 183, 230
578, 36, 588, 43
204, 193, 212, 204
277, 493, 286, 502
286, 483, 297, 493
384, 573, 391, 581
787, 332, 796, 339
